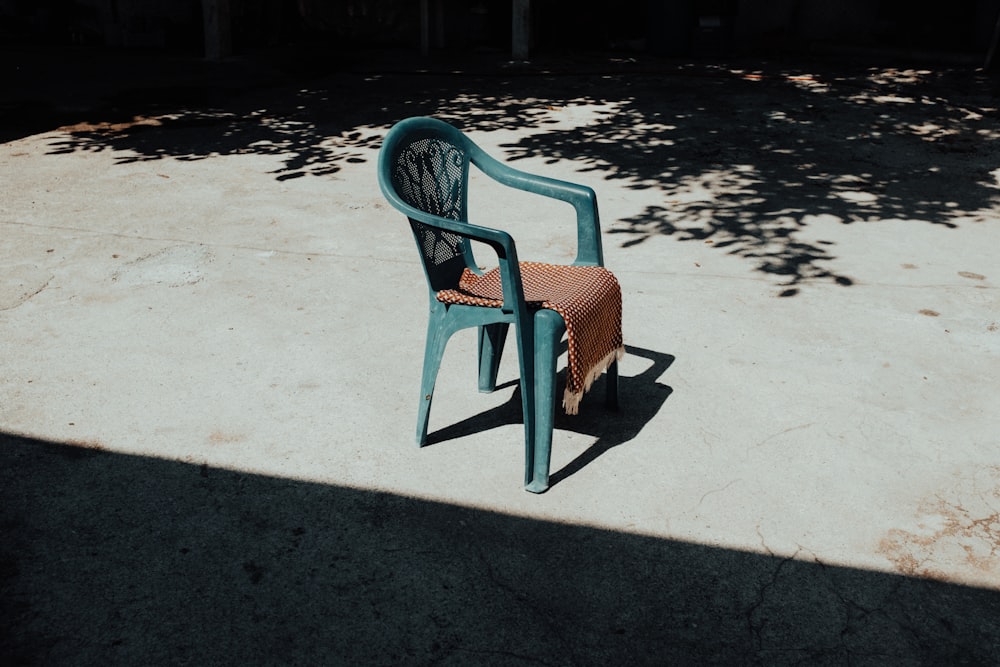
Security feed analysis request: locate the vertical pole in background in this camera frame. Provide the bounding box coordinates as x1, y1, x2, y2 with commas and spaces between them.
420, 0, 430, 56
986, 3, 1000, 70
203, 0, 232, 61
512, 0, 530, 61
434, 0, 445, 49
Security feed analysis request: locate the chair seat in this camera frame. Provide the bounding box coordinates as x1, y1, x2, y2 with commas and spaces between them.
438, 262, 624, 414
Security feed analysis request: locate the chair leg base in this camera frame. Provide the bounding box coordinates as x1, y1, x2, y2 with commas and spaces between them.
524, 479, 550, 494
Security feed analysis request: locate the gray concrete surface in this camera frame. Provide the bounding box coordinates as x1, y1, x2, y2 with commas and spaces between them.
3, 48, 1000, 664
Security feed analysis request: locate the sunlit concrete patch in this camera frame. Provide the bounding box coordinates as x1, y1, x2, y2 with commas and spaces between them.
725, 67, 832, 93
111, 245, 214, 287
879, 466, 1000, 589
834, 190, 879, 204
909, 121, 962, 140
468, 97, 623, 132
767, 109, 814, 125
668, 166, 762, 206
868, 69, 934, 86
870, 94, 918, 105
459, 99, 628, 156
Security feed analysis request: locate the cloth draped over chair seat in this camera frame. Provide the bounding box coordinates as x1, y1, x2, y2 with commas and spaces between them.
437, 261, 625, 415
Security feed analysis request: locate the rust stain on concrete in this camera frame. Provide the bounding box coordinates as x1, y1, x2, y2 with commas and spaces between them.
208, 430, 245, 445
58, 115, 164, 134
878, 466, 1000, 587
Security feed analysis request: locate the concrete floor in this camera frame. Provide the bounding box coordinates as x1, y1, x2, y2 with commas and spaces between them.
2, 47, 1000, 663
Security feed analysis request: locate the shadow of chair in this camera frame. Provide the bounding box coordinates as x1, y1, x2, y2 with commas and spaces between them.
427, 344, 675, 489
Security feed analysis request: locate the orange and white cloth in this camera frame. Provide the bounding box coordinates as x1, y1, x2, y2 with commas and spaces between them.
437, 261, 625, 415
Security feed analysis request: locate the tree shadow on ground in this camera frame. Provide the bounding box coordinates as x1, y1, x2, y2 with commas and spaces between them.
497, 64, 1000, 295
2, 432, 999, 664
426, 344, 674, 490
23, 55, 1000, 294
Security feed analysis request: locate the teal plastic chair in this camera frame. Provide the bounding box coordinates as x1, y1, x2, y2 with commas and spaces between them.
377, 117, 619, 493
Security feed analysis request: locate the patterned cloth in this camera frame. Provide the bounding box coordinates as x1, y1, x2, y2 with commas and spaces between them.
437, 262, 625, 415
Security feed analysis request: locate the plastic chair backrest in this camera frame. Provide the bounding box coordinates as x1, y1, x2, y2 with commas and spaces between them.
382, 119, 479, 293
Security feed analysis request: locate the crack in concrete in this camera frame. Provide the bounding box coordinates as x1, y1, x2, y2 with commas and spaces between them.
471, 536, 578, 665
751, 422, 814, 451
691, 479, 742, 512
745, 526, 804, 657
0, 273, 52, 311
742, 540, 959, 663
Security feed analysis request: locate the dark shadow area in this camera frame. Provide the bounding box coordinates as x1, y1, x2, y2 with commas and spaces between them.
3, 431, 1000, 664
5, 49, 999, 293
427, 345, 675, 490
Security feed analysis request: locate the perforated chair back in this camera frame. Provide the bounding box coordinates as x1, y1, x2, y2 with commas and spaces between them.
383, 124, 476, 292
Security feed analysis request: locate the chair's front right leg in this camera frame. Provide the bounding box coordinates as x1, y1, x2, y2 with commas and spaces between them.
524, 309, 565, 493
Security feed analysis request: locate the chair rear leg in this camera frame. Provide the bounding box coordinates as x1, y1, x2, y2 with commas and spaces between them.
605, 358, 620, 411
477, 323, 509, 392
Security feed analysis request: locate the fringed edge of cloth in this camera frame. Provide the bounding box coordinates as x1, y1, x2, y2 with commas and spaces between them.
562, 345, 626, 416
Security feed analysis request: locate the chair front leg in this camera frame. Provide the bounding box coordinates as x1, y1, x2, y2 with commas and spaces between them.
524, 309, 565, 493
416, 304, 452, 446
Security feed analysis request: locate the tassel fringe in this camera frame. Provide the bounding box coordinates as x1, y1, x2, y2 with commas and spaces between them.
561, 346, 626, 415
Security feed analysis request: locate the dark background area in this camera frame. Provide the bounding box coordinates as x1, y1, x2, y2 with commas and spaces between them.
1, 0, 997, 59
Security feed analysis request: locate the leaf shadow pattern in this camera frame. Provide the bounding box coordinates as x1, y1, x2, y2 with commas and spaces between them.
46, 108, 380, 182
426, 344, 674, 489
41, 71, 581, 182
497, 65, 1000, 295
39, 60, 1000, 293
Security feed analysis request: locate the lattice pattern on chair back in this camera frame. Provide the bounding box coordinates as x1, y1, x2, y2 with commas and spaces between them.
391, 135, 472, 288
392, 137, 466, 220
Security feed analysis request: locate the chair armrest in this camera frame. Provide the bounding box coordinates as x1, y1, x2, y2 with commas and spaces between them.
470, 147, 604, 267
383, 194, 529, 316
381, 189, 517, 259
